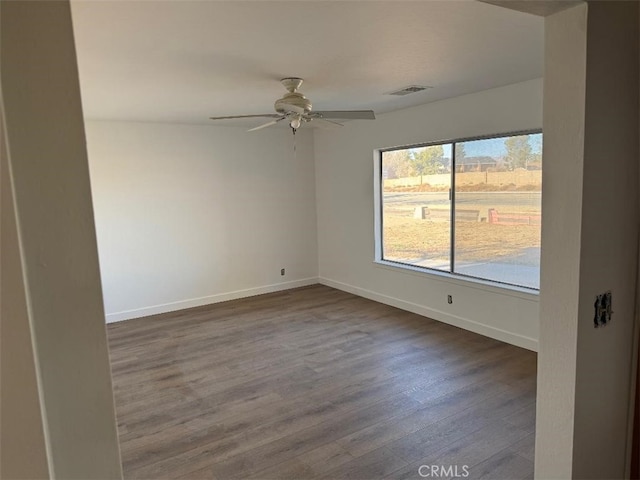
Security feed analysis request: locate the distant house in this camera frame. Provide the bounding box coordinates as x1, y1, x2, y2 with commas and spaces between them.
456, 155, 497, 172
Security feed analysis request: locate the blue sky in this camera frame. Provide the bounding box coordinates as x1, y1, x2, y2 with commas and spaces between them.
433, 133, 542, 159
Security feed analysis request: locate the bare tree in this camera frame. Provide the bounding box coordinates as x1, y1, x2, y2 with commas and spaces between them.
382, 149, 413, 179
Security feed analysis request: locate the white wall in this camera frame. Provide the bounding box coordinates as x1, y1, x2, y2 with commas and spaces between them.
315, 79, 542, 350
1, 87, 49, 479
536, 3, 639, 479
0, 1, 122, 477
572, 2, 638, 477
85, 121, 318, 322
535, 5, 587, 477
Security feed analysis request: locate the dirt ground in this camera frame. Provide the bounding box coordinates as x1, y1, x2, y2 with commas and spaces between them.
384, 181, 542, 194
383, 215, 541, 262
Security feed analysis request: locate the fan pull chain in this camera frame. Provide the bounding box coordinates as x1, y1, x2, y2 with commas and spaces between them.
292, 126, 297, 157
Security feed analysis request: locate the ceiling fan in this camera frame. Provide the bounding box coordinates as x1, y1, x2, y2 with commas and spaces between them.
209, 77, 376, 133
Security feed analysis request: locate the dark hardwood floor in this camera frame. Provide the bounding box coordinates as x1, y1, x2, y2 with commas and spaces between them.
107, 284, 537, 480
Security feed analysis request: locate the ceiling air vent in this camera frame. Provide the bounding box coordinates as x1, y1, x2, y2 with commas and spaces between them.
386, 85, 432, 96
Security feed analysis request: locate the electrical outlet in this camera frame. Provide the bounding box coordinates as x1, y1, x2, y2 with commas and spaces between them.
447, 295, 453, 304
280, 268, 285, 276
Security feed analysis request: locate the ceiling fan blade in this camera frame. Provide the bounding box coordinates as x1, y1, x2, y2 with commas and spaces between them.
312, 110, 376, 120
209, 114, 281, 120
313, 118, 343, 129
247, 117, 286, 132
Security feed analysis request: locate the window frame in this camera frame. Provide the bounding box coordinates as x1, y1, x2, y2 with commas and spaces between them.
374, 129, 543, 294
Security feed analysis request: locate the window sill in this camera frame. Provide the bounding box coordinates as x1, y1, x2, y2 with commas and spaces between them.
373, 259, 540, 301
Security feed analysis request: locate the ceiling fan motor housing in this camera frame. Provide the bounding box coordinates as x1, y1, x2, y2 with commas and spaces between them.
274, 92, 312, 114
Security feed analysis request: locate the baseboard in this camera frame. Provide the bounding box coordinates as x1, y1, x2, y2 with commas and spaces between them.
319, 277, 538, 352
105, 277, 319, 323
106, 276, 538, 351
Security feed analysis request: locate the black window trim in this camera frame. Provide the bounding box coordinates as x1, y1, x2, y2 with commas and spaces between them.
377, 128, 543, 292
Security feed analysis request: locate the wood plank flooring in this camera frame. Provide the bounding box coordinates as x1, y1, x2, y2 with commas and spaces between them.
107, 285, 537, 480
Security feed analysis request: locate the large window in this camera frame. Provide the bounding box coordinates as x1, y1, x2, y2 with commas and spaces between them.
378, 131, 542, 290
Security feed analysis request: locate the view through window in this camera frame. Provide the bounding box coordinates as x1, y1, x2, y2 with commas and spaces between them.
380, 132, 542, 289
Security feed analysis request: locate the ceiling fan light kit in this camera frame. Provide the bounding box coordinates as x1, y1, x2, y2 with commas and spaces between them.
209, 77, 376, 134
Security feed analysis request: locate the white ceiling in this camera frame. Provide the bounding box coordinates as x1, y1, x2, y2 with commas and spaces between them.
70, 1, 544, 127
